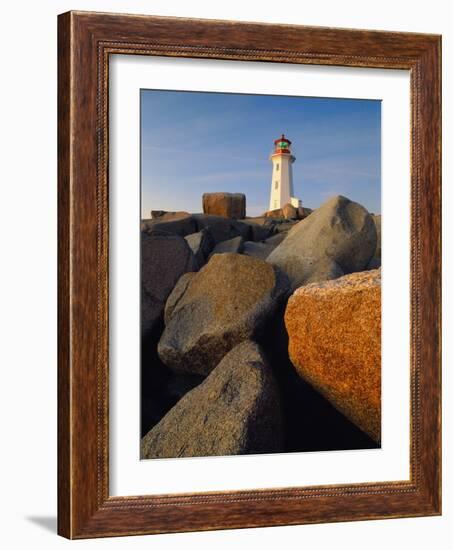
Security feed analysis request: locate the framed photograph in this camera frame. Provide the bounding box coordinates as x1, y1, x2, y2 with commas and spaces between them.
58, 11, 441, 538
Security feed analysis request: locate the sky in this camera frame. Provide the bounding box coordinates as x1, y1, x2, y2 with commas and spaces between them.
141, 89, 381, 218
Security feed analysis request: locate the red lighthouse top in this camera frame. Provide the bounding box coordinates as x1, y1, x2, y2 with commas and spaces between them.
273, 134, 292, 154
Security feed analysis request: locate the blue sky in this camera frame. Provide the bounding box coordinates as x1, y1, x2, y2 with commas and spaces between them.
141, 90, 381, 218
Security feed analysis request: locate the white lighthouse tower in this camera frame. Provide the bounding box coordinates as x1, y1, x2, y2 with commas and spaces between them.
268, 134, 301, 211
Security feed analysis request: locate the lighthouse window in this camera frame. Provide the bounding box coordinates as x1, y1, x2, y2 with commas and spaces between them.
276, 163, 279, 171
274, 181, 278, 189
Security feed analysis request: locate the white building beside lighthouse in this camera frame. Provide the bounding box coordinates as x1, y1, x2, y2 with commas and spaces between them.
268, 134, 301, 211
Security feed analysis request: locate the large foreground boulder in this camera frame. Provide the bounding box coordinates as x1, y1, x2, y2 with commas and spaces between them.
285, 269, 381, 442
202, 192, 246, 219
267, 195, 377, 290
164, 272, 196, 324
141, 232, 197, 338
141, 341, 283, 458
158, 253, 290, 375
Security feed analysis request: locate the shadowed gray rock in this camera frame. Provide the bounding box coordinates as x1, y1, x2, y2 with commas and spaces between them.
158, 253, 290, 376
141, 341, 284, 459
142, 216, 198, 237
243, 216, 276, 226
240, 220, 275, 241
141, 232, 198, 338
272, 220, 298, 233
210, 236, 244, 256
267, 195, 377, 290
143, 213, 259, 244
193, 214, 251, 243
243, 241, 276, 260
184, 228, 215, 267
367, 214, 381, 269
372, 215, 381, 258
265, 232, 287, 246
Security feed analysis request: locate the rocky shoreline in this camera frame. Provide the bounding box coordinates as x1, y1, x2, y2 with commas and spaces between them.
140, 194, 382, 459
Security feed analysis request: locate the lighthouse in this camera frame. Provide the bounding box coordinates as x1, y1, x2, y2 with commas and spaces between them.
268, 134, 301, 211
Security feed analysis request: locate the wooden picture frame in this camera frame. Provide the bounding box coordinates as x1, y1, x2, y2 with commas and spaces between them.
58, 10, 441, 539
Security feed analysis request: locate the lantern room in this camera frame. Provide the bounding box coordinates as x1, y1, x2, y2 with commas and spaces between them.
273, 134, 292, 154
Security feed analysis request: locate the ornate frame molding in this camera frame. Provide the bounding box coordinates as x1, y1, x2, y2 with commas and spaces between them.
58, 11, 441, 538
